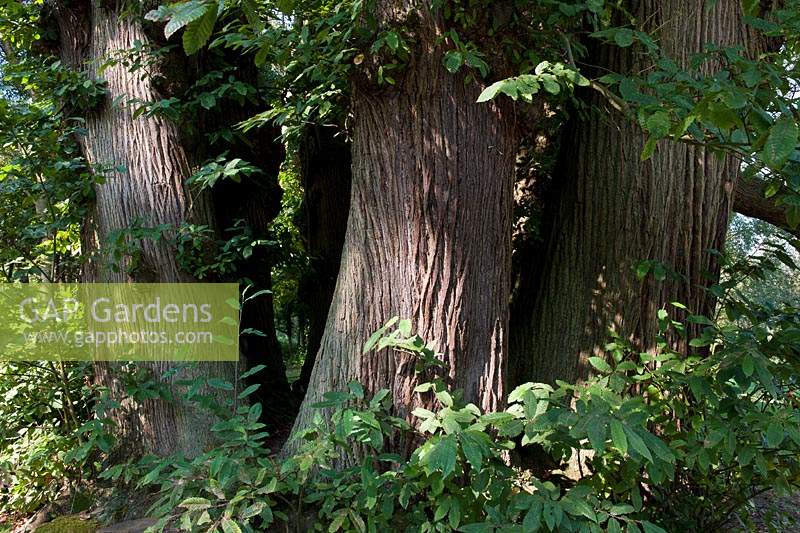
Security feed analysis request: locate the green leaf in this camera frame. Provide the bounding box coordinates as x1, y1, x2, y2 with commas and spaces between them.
523, 503, 542, 532
179, 497, 211, 510
689, 337, 712, 347
609, 504, 634, 516
645, 111, 671, 139
208, 378, 234, 390
614, 29, 635, 47
610, 420, 628, 454
742, 355, 755, 376
686, 314, 714, 325
198, 93, 216, 110
237, 384, 260, 399
588, 356, 612, 373
163, 1, 209, 39
385, 31, 400, 51
762, 116, 798, 170
328, 510, 347, 532
240, 501, 266, 519
563, 497, 596, 521
586, 416, 607, 453
423, 435, 458, 477
221, 517, 242, 533
444, 52, 463, 73
363, 316, 398, 353
641, 136, 658, 160
460, 430, 492, 471
348, 510, 366, 533
586, 0, 604, 13
183, 4, 218, 55
641, 522, 668, 533
542, 77, 560, 95
624, 426, 653, 462
240, 364, 266, 379
766, 421, 785, 447
477, 81, 504, 103
276, 0, 294, 14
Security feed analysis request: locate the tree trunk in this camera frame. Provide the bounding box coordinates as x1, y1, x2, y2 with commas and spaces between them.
510, 0, 763, 386
295, 126, 352, 395
286, 13, 517, 456
53, 0, 235, 457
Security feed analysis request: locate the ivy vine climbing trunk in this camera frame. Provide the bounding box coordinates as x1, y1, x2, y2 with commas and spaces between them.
286, 4, 517, 456
510, 0, 772, 386
53, 0, 235, 457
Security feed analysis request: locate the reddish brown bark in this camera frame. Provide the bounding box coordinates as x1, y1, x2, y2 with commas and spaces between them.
53, 0, 236, 456
286, 6, 518, 454
734, 179, 800, 239
511, 1, 767, 386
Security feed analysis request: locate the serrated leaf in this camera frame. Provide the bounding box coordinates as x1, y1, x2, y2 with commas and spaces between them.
588, 356, 612, 373
444, 52, 463, 73
221, 518, 242, 533
460, 430, 492, 471
422, 435, 458, 477
641, 136, 658, 160
562, 497, 596, 521
646, 111, 671, 139
586, 416, 607, 453
641, 522, 668, 533
237, 383, 260, 399
179, 496, 211, 509
164, 1, 209, 39
766, 421, 785, 447
477, 81, 504, 103
762, 116, 798, 170
183, 4, 218, 54
624, 426, 653, 462
614, 29, 634, 47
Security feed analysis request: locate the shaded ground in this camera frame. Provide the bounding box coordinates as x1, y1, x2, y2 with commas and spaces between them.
735, 491, 800, 532
4, 490, 800, 532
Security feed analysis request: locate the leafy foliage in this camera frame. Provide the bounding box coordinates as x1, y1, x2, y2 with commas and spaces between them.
1, 0, 800, 531
113, 273, 800, 532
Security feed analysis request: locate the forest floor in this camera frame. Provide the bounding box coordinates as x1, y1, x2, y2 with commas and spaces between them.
738, 490, 800, 531
4, 490, 800, 532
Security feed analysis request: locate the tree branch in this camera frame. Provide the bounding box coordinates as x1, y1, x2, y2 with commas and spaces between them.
733, 179, 800, 239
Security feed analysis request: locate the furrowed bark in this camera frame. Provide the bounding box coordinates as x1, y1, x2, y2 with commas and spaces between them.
511, 0, 768, 386
286, 5, 517, 457
53, 0, 235, 457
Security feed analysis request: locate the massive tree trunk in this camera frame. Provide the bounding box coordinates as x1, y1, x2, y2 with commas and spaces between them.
510, 1, 766, 386
287, 6, 517, 455
295, 126, 352, 395
53, 0, 235, 457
